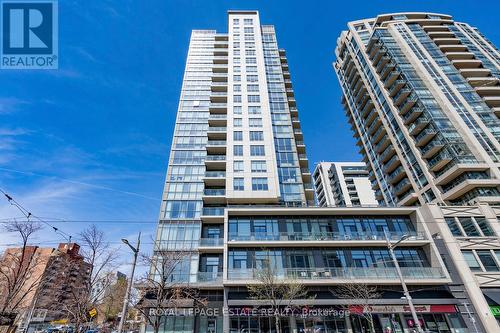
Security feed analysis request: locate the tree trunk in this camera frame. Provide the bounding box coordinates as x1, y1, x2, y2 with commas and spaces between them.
274, 315, 281, 333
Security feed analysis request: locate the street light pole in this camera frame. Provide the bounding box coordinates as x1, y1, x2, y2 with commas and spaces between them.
385, 231, 424, 333
118, 232, 141, 333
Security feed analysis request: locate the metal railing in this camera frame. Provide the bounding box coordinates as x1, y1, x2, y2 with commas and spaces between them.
227, 267, 445, 280
228, 231, 425, 242
205, 155, 226, 161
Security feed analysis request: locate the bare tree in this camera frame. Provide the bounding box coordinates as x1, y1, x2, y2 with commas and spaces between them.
332, 283, 380, 333
57, 225, 119, 332
0, 220, 45, 325
133, 250, 207, 333
248, 263, 311, 333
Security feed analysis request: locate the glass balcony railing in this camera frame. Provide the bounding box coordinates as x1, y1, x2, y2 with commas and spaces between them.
202, 207, 225, 216
205, 155, 226, 161
228, 231, 425, 242
204, 189, 225, 196
169, 272, 223, 284
207, 126, 227, 132
205, 171, 226, 178
199, 238, 224, 247
227, 267, 446, 280
206, 140, 227, 146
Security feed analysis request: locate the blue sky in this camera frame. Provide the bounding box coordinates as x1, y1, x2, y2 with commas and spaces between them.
1, 0, 499, 262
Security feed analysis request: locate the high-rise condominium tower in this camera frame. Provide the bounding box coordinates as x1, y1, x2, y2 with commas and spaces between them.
152, 10, 313, 332
334, 12, 500, 207
334, 13, 500, 332
313, 162, 377, 207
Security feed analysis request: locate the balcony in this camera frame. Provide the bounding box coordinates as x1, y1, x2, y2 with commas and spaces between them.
293, 129, 303, 140
203, 189, 226, 204
445, 51, 474, 60
408, 116, 430, 135
199, 238, 224, 248
475, 86, 500, 97
420, 139, 445, 159
393, 178, 412, 195
207, 126, 227, 139
211, 72, 228, 81
428, 150, 453, 172
372, 126, 387, 143
205, 155, 226, 169
203, 171, 226, 186
375, 135, 390, 153
383, 154, 401, 173
361, 100, 375, 118
227, 267, 446, 282
380, 67, 401, 87
460, 68, 491, 78
428, 31, 454, 38
402, 107, 424, 125
438, 44, 467, 52
201, 207, 225, 223
380, 145, 396, 163
228, 231, 425, 242
289, 107, 298, 116
208, 114, 227, 126
467, 77, 499, 87
206, 140, 226, 154
393, 88, 412, 106
388, 80, 406, 97
414, 128, 437, 146
210, 91, 227, 102
209, 103, 227, 114
483, 96, 500, 107
399, 95, 418, 114
298, 154, 309, 167
433, 38, 460, 45
196, 272, 223, 284
375, 56, 391, 73
442, 178, 500, 201
211, 81, 227, 92
451, 59, 482, 69
388, 166, 406, 184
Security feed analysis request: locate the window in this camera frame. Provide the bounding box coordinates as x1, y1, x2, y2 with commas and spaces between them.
458, 217, 480, 237
245, 49, 256, 56
234, 118, 242, 127
244, 18, 253, 25
233, 131, 243, 141
233, 178, 244, 191
233, 42, 240, 48
233, 106, 242, 114
233, 49, 240, 56
475, 217, 495, 236
250, 145, 265, 156
252, 177, 268, 191
233, 145, 243, 156
462, 251, 482, 272
445, 218, 462, 237
233, 18, 239, 25
233, 95, 242, 103
246, 66, 257, 72
249, 131, 264, 141
233, 161, 244, 172
248, 106, 261, 114
234, 66, 241, 73
234, 57, 240, 64
234, 75, 241, 82
233, 84, 241, 92
248, 95, 260, 103
246, 58, 257, 64
251, 161, 266, 173
247, 75, 258, 82
247, 84, 259, 92
244, 27, 253, 33
477, 250, 499, 272
249, 118, 262, 127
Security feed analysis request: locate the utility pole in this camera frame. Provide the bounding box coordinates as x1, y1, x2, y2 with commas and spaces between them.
385, 231, 424, 333
118, 232, 141, 333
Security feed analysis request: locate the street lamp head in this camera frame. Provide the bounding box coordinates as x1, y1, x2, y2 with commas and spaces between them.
121, 239, 130, 245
